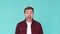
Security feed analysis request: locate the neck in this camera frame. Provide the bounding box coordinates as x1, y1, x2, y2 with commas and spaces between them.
26, 19, 32, 22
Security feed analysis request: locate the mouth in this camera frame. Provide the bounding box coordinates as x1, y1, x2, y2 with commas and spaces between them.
27, 15, 31, 19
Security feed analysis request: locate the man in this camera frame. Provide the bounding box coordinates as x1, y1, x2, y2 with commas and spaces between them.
15, 6, 43, 34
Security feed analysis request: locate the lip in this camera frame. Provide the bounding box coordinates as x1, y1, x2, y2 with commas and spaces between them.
28, 16, 31, 19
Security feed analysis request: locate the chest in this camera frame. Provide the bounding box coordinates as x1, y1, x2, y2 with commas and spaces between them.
19, 25, 39, 34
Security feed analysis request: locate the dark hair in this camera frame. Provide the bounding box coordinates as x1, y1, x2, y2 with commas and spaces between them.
24, 6, 34, 13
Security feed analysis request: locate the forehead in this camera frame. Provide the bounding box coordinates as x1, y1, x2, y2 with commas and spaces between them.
25, 9, 33, 12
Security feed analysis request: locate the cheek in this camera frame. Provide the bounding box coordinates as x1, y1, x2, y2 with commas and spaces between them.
25, 14, 29, 17
31, 14, 33, 17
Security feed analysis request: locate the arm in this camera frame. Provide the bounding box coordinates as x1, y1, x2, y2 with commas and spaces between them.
15, 23, 20, 34
39, 24, 43, 34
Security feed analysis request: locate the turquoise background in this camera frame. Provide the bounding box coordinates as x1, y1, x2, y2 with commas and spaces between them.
0, 0, 60, 34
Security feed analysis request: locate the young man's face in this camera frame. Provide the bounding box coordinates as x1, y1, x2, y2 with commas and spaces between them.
24, 9, 34, 20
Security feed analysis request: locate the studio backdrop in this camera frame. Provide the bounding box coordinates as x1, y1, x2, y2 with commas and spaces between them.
0, 0, 60, 34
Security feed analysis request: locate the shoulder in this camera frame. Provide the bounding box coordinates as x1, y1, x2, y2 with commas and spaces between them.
16, 20, 25, 26
33, 20, 42, 27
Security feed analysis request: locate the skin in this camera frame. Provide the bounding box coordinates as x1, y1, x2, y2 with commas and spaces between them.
24, 9, 34, 22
